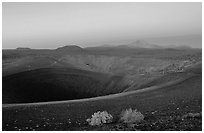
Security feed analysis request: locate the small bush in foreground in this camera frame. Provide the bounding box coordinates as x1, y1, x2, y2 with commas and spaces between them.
120, 108, 144, 124
86, 111, 113, 126
181, 112, 202, 119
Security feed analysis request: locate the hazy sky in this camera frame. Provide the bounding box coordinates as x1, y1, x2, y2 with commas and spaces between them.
3, 2, 202, 49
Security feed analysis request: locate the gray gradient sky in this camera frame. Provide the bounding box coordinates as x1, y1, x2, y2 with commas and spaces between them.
3, 2, 202, 49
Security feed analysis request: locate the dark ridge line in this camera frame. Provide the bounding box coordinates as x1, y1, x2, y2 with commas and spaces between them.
2, 74, 194, 108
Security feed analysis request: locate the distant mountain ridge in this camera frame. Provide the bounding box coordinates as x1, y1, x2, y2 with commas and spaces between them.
164, 45, 192, 50
124, 40, 161, 49
56, 45, 84, 52
16, 47, 31, 50
87, 40, 192, 50
14, 40, 192, 51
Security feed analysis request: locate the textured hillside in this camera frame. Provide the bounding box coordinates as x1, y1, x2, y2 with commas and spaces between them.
3, 49, 201, 93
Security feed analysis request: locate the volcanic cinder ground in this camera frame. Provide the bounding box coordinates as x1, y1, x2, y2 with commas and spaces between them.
2, 45, 202, 131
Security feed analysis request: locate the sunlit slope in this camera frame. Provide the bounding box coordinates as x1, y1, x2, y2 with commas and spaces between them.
3, 54, 173, 76
3, 56, 74, 76
59, 54, 172, 74
125, 62, 202, 91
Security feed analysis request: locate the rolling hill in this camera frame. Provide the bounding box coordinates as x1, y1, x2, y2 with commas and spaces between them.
56, 45, 85, 53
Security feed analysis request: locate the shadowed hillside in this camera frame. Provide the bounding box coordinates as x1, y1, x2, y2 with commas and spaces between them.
3, 68, 128, 104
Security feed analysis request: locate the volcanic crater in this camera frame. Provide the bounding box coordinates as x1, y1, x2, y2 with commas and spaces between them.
2, 48, 201, 105
3, 67, 129, 104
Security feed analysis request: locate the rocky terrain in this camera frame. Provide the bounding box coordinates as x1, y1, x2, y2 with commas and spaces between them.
2, 45, 202, 131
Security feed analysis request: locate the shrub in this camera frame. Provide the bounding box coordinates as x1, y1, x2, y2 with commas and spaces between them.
181, 112, 202, 119
86, 111, 113, 126
120, 108, 144, 124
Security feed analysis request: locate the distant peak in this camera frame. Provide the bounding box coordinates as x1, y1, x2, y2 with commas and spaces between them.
56, 45, 84, 52
128, 40, 161, 49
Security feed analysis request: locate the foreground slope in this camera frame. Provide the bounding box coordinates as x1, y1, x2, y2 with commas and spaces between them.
2, 64, 202, 131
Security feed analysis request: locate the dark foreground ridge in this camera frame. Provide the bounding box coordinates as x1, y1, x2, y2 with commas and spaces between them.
3, 68, 128, 104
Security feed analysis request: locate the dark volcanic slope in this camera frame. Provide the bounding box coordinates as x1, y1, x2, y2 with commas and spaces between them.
2, 65, 202, 131
3, 68, 128, 104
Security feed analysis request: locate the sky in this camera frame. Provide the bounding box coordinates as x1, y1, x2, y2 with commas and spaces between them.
2, 2, 202, 49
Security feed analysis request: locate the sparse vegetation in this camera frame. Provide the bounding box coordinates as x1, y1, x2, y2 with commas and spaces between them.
86, 111, 113, 126
120, 108, 144, 124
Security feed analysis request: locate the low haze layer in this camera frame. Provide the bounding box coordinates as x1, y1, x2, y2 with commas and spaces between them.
3, 2, 202, 49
